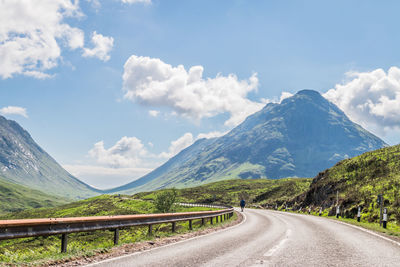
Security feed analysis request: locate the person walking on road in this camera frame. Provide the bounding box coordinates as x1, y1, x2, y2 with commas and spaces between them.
240, 199, 246, 212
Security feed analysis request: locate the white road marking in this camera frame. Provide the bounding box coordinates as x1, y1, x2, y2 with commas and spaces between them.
333, 219, 400, 247
263, 229, 291, 257
269, 210, 400, 248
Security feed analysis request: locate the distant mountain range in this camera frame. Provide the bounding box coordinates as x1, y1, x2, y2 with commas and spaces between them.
0, 115, 99, 199
108, 90, 387, 194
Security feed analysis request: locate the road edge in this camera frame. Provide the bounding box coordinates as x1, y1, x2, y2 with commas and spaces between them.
267, 209, 400, 247
83, 210, 246, 267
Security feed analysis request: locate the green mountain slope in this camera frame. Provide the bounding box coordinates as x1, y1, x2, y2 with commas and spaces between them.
135, 178, 312, 206
0, 115, 99, 199
0, 176, 68, 214
112, 90, 386, 194
2, 178, 311, 220
290, 144, 400, 223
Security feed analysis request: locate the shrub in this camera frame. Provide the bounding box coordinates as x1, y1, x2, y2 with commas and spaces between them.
154, 189, 177, 213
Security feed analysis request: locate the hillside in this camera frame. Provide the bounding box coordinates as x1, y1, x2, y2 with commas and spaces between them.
0, 115, 99, 199
1, 178, 310, 219
288, 144, 400, 223
0, 176, 68, 214
134, 178, 312, 206
110, 90, 386, 194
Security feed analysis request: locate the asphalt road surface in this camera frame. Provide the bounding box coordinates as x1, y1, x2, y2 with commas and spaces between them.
88, 208, 400, 266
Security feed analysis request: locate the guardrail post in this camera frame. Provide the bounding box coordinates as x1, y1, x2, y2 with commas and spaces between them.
148, 225, 153, 236
383, 208, 388, 229
216, 216, 219, 223
201, 218, 205, 226
172, 222, 176, 232
61, 233, 68, 253
189, 220, 193, 230
114, 229, 119, 245
210, 217, 213, 225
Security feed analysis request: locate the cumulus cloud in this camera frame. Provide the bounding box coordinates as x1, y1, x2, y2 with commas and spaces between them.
149, 110, 159, 117
0, 106, 28, 118
324, 67, 400, 135
121, 0, 152, 4
0, 0, 113, 79
159, 133, 194, 158
196, 131, 227, 139
88, 130, 226, 168
88, 136, 151, 168
122, 55, 264, 127
83, 31, 114, 61
260, 91, 293, 105
82, 129, 230, 187
0, 0, 82, 79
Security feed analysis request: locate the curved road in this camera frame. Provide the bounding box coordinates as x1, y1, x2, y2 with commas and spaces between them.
88, 209, 400, 266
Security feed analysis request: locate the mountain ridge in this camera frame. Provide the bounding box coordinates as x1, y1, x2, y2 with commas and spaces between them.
108, 89, 387, 194
0, 115, 99, 199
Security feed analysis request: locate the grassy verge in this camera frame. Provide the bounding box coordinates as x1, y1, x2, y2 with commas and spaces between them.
0, 195, 236, 266
329, 216, 400, 238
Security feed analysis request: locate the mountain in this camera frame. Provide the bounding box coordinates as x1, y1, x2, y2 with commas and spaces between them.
109, 89, 387, 194
0, 176, 68, 214
0, 115, 99, 199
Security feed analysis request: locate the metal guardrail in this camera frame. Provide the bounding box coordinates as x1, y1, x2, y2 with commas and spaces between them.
0, 203, 234, 253
175, 202, 232, 209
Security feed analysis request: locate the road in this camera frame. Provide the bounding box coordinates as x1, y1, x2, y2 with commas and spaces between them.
88, 209, 400, 266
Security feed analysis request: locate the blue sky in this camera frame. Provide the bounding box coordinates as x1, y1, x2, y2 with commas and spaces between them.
2, 0, 400, 189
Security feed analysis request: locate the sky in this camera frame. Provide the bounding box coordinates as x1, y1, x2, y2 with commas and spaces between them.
1, 0, 400, 189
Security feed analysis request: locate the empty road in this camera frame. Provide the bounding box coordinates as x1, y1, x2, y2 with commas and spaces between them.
88, 209, 400, 266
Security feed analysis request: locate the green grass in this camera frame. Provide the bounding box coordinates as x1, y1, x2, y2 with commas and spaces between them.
0, 176, 69, 215
0, 194, 234, 265
135, 178, 312, 207
0, 217, 235, 266
293, 144, 400, 225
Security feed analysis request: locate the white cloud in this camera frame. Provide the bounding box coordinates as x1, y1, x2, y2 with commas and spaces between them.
149, 110, 159, 117
159, 133, 194, 158
89, 136, 151, 168
83, 31, 114, 61
121, 0, 152, 4
260, 91, 293, 105
0, 0, 113, 79
0, 0, 83, 79
279, 92, 294, 102
122, 55, 264, 127
324, 67, 400, 135
196, 131, 227, 139
0, 106, 28, 118
84, 130, 229, 187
